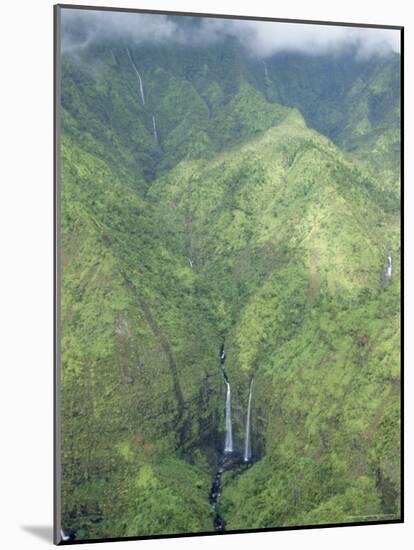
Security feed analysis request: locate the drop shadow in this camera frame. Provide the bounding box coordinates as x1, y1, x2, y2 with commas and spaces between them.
21, 525, 53, 543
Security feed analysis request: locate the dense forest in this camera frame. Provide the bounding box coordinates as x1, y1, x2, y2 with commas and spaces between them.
58, 9, 401, 541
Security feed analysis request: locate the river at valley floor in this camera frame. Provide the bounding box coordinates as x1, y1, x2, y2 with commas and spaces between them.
208, 345, 255, 532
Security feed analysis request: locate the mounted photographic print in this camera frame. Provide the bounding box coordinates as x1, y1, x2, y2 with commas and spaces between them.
54, 4, 403, 545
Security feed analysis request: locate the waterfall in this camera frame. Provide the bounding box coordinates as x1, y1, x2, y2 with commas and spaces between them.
387, 255, 392, 279
262, 60, 269, 79
126, 48, 145, 106
60, 529, 70, 542
244, 378, 254, 462
220, 344, 225, 366
152, 114, 159, 145
224, 379, 233, 453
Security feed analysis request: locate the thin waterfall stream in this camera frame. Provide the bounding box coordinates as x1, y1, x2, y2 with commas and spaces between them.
224, 375, 233, 453
126, 48, 162, 148
387, 254, 393, 279
244, 378, 254, 462
152, 114, 159, 146
262, 59, 269, 79
382, 251, 393, 284
126, 48, 145, 106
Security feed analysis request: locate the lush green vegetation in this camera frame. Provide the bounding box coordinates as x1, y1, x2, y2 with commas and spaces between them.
59, 28, 401, 540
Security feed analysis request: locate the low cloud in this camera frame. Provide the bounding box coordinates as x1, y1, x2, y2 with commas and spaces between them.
204, 19, 400, 58
61, 10, 179, 52
61, 8, 400, 58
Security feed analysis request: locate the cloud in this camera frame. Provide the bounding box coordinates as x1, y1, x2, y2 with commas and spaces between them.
60, 8, 400, 58
202, 19, 400, 58
60, 10, 179, 52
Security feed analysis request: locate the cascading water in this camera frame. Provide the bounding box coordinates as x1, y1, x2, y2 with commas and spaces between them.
244, 378, 254, 462
209, 344, 255, 531
126, 48, 145, 106
224, 378, 233, 453
262, 60, 269, 79
219, 343, 225, 366
209, 467, 225, 531
152, 114, 159, 145
387, 255, 392, 279
208, 345, 233, 531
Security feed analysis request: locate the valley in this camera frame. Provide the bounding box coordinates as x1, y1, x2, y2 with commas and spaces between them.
58, 14, 401, 540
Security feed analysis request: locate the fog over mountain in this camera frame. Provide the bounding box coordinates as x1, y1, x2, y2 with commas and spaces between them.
61, 8, 400, 58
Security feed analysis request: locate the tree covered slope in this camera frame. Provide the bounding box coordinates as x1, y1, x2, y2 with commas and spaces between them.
149, 111, 400, 528
59, 32, 401, 539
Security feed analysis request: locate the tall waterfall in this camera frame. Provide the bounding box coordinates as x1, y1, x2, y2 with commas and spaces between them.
224, 379, 233, 453
244, 378, 254, 462
126, 48, 145, 106
262, 60, 269, 79
387, 255, 392, 279
152, 114, 159, 145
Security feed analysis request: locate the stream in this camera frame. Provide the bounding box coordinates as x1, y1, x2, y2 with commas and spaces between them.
152, 114, 159, 146
244, 378, 254, 462
125, 49, 162, 148
126, 48, 145, 106
208, 345, 254, 532
387, 254, 393, 279
262, 59, 269, 79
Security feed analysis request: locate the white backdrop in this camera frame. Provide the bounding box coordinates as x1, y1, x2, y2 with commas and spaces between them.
0, 0, 411, 548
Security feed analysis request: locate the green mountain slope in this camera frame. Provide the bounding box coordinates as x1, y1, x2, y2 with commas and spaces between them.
61, 42, 291, 186
61, 135, 227, 538
62, 42, 400, 197
260, 52, 401, 209
336, 56, 401, 194
148, 111, 400, 528
59, 33, 401, 539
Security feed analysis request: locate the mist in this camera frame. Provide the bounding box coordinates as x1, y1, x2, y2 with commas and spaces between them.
60, 8, 400, 59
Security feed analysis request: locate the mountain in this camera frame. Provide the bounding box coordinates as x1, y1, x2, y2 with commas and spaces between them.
149, 111, 400, 529
261, 52, 401, 195
59, 24, 401, 540
62, 40, 400, 181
